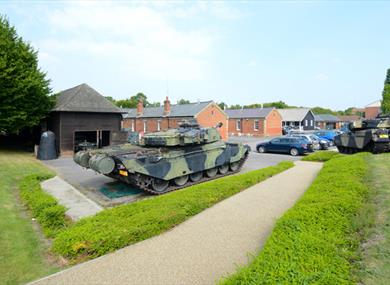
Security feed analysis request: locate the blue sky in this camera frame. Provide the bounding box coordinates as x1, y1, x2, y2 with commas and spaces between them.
1, 1, 389, 110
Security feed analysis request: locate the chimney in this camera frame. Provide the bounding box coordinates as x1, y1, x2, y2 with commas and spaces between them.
137, 99, 144, 116
164, 96, 171, 116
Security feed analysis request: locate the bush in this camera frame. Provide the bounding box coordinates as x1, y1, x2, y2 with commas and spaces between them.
302, 150, 344, 162
221, 153, 370, 284
19, 174, 68, 237
53, 161, 294, 261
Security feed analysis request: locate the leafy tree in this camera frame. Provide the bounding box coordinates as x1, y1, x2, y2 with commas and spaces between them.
104, 96, 116, 104
262, 101, 292, 109
177, 98, 190, 105
381, 68, 390, 114
0, 15, 52, 134
311, 107, 337, 115
148, 102, 161, 107
217, 102, 227, 110
115, 92, 149, 108
229, 104, 242, 109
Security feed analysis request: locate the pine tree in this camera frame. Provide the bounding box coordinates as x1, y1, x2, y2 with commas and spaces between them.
0, 15, 52, 133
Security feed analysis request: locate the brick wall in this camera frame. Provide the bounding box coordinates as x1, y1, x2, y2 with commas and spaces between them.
365, 106, 381, 119
196, 103, 228, 140
228, 118, 265, 136
265, 109, 282, 136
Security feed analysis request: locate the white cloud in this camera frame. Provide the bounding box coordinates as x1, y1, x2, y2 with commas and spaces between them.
315, 73, 329, 81
248, 60, 257, 67
36, 2, 219, 81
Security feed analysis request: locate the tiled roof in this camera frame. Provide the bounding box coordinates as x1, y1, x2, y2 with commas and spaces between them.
122, 101, 214, 118
52, 83, 123, 113
338, 115, 361, 122
314, 114, 340, 122
277, 108, 312, 122
225, 108, 274, 119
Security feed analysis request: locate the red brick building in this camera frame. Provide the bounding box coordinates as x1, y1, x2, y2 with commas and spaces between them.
122, 97, 228, 140
365, 100, 381, 119
225, 108, 282, 137
314, 114, 341, 130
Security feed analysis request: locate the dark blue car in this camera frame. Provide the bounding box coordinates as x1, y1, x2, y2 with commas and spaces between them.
256, 137, 314, 156
313, 130, 338, 142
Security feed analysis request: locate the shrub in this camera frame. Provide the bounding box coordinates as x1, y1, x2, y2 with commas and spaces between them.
302, 150, 344, 162
221, 153, 370, 284
19, 174, 68, 237
53, 161, 294, 261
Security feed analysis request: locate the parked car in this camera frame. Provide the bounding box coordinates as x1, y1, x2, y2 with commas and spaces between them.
313, 130, 338, 143
287, 133, 329, 150
256, 137, 314, 156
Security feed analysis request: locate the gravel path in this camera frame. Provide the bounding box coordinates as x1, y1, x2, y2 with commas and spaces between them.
32, 161, 322, 285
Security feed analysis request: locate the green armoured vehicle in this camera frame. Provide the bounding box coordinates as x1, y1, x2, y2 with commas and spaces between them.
74, 121, 250, 194
334, 116, 390, 154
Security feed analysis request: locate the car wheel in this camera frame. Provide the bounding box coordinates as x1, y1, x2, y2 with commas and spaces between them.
290, 148, 299, 156
257, 146, 266, 153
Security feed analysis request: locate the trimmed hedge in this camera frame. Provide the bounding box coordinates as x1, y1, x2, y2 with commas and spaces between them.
19, 174, 68, 237
221, 153, 370, 284
302, 150, 344, 162
53, 161, 294, 261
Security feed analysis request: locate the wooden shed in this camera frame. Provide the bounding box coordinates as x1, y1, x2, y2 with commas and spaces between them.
47, 83, 125, 155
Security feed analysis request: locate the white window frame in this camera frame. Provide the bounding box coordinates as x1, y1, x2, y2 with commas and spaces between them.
310, 120, 313, 127
143, 120, 147, 132
157, 120, 161, 131
254, 120, 259, 131
236, 120, 241, 131
131, 120, 134, 132
305, 119, 308, 127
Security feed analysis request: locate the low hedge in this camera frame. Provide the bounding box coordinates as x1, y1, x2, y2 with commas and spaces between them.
302, 150, 343, 162
20, 174, 68, 237
53, 161, 294, 261
222, 153, 370, 284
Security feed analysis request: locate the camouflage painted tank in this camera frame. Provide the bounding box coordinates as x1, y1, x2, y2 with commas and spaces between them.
74, 121, 250, 194
334, 116, 390, 154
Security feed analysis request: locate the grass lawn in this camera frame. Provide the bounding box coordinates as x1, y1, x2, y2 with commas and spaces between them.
0, 150, 59, 285
357, 153, 390, 285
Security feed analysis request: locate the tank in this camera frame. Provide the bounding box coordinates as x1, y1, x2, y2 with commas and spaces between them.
334, 116, 390, 154
74, 121, 251, 194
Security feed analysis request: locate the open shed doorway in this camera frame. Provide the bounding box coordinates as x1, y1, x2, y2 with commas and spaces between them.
74, 130, 110, 152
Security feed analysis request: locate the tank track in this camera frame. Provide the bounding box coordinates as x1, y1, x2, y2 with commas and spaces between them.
138, 152, 249, 195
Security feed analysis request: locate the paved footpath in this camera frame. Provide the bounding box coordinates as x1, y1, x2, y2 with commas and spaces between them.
33, 161, 322, 285
41, 176, 103, 221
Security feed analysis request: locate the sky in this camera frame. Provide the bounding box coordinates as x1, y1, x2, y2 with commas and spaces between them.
1, 0, 389, 110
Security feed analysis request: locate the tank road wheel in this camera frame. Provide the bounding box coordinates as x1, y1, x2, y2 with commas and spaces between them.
151, 178, 169, 193
189, 172, 203, 182
229, 161, 240, 172
206, 167, 218, 178
218, 164, 229, 174
174, 175, 189, 186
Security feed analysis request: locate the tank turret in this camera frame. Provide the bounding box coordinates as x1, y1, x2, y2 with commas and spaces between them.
334, 116, 390, 154
73, 121, 250, 194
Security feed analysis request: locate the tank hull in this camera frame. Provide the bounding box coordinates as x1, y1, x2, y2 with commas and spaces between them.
334, 129, 390, 154
74, 141, 250, 194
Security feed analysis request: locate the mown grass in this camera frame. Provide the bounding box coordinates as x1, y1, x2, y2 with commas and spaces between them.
0, 150, 59, 285
356, 153, 390, 285
302, 150, 343, 162
53, 161, 294, 262
20, 174, 69, 238
222, 153, 370, 284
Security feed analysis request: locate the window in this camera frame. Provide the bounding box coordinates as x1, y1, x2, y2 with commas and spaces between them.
131, 120, 134, 132
254, 120, 259, 130
271, 138, 280, 144
305, 120, 308, 127
236, 120, 241, 130
157, 120, 161, 131
143, 120, 147, 132
310, 120, 313, 127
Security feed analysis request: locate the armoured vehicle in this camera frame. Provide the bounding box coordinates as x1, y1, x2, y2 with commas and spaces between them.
74, 121, 250, 194
334, 116, 390, 154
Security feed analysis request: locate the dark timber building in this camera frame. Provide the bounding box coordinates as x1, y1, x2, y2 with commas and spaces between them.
47, 83, 125, 155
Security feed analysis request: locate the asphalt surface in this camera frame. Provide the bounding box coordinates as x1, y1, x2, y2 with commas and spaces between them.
43, 137, 300, 207
31, 161, 323, 285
